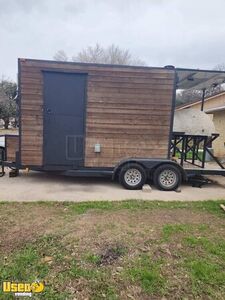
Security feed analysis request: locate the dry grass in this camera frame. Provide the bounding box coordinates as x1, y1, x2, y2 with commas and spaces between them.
0, 200, 225, 299
0, 128, 18, 135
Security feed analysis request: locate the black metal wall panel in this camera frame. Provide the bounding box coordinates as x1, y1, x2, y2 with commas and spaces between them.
43, 71, 86, 168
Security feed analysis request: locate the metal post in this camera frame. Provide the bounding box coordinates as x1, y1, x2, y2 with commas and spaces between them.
201, 88, 206, 111
180, 136, 185, 166
172, 136, 176, 157
192, 136, 196, 165
202, 137, 207, 169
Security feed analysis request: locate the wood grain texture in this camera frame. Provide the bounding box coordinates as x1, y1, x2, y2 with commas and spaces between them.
5, 136, 19, 162
19, 59, 175, 167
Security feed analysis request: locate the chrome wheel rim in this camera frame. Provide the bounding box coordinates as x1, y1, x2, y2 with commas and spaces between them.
124, 168, 142, 186
159, 169, 177, 188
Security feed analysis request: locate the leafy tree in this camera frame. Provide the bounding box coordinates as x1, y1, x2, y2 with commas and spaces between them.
54, 43, 145, 66
0, 78, 17, 129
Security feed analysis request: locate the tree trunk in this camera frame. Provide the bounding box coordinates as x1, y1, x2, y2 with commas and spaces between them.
4, 118, 9, 129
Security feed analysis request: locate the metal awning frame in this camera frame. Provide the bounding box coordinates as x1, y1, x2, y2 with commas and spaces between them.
175, 67, 225, 111
176, 67, 225, 91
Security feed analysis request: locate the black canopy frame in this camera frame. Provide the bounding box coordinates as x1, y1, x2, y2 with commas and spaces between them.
175, 68, 225, 111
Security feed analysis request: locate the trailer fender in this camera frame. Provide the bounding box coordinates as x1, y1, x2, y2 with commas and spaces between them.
112, 159, 147, 180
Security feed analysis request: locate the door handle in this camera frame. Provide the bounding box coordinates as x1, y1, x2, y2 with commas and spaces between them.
46, 108, 52, 114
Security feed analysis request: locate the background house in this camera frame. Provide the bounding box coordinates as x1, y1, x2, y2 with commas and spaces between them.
176, 92, 225, 158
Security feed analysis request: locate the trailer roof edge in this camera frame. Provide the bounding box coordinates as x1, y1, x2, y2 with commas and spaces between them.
18, 57, 170, 71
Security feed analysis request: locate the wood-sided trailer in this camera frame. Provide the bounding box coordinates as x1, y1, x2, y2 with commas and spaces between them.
0, 59, 225, 190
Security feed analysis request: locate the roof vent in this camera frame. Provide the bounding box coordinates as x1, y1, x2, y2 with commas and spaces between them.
164, 65, 175, 70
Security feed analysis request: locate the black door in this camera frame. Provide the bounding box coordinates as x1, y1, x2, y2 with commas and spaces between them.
43, 71, 86, 169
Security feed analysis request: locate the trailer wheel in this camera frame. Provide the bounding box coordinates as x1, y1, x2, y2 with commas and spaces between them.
119, 163, 146, 190
153, 164, 181, 191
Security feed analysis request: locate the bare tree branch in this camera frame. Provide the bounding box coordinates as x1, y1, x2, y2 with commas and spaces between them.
53, 50, 68, 62
54, 44, 145, 66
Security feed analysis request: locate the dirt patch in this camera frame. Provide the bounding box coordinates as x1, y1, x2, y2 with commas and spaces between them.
61, 208, 224, 256
97, 243, 127, 266
0, 203, 66, 254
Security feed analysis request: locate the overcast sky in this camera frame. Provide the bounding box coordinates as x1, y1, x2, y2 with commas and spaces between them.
1, 0, 225, 81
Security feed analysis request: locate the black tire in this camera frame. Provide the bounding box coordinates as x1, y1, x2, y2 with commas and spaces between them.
153, 164, 181, 191
119, 163, 147, 190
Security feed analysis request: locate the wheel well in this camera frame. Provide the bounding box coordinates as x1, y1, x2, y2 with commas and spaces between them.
113, 160, 148, 181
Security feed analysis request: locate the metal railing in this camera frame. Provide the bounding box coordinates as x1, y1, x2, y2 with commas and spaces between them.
171, 132, 224, 169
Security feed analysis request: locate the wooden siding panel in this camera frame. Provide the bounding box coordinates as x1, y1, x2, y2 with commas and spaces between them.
6, 136, 19, 162
19, 59, 175, 167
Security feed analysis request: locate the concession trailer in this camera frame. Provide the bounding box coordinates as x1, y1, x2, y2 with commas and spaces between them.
0, 58, 225, 190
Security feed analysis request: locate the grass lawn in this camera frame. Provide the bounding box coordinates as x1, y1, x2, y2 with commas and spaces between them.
175, 149, 204, 161
0, 200, 225, 299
